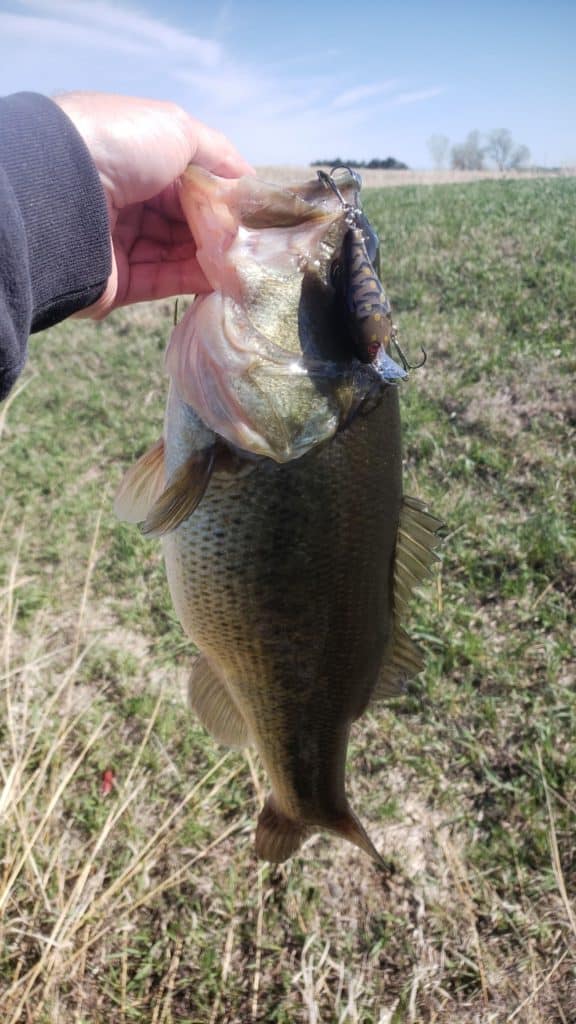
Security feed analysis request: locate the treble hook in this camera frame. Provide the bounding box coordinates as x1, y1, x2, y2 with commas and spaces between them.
316, 169, 349, 208
391, 330, 427, 371
329, 164, 363, 192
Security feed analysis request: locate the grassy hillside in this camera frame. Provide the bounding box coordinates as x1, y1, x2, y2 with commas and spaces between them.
1, 178, 574, 1022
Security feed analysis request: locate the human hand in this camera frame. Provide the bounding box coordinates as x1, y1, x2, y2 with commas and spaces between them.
54, 92, 253, 317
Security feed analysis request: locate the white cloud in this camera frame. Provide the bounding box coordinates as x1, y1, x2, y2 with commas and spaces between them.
175, 64, 334, 122
332, 80, 400, 109
260, 50, 341, 73
0, 12, 156, 54
389, 87, 445, 106
175, 68, 263, 109
15, 0, 221, 64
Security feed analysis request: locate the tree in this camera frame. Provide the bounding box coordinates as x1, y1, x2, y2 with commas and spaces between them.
451, 131, 485, 170
509, 144, 531, 169
427, 134, 450, 170
310, 156, 408, 170
486, 130, 531, 170
366, 157, 408, 170
485, 129, 514, 170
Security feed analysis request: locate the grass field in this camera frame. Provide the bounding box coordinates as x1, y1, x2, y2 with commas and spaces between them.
1, 177, 575, 1023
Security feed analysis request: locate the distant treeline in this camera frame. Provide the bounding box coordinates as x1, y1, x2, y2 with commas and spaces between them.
310, 157, 409, 171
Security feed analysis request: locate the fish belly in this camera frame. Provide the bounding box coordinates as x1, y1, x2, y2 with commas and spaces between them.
162, 387, 402, 827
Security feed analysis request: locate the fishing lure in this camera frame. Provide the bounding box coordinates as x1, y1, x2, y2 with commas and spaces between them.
318, 167, 425, 375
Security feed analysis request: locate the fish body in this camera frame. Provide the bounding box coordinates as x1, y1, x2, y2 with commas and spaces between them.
116, 168, 441, 864
161, 381, 402, 861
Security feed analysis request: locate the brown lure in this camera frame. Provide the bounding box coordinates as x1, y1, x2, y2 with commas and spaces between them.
340, 224, 394, 363
317, 168, 395, 366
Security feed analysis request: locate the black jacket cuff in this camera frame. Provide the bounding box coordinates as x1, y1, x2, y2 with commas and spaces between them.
0, 92, 111, 398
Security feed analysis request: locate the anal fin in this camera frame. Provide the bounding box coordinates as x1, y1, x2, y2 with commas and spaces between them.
188, 656, 250, 749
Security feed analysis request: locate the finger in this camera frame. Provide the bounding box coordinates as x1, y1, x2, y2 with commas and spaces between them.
181, 114, 254, 178
128, 238, 199, 265
145, 184, 189, 223
116, 207, 194, 247
118, 259, 212, 306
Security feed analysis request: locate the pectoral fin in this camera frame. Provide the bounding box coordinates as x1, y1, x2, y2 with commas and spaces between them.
114, 438, 165, 524
188, 656, 250, 748
142, 446, 215, 537
240, 188, 326, 229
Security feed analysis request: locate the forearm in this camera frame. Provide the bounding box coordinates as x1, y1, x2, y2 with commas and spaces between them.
0, 92, 111, 400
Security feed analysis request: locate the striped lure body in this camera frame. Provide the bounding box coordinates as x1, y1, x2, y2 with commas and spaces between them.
342, 222, 394, 363
316, 166, 399, 370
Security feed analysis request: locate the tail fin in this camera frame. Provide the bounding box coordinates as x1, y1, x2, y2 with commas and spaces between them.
255, 797, 307, 864
255, 796, 388, 869
331, 808, 388, 870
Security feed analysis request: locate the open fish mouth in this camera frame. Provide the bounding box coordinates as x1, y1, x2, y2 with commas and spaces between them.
163, 166, 407, 463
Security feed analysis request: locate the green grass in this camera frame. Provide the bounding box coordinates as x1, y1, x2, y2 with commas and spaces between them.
1, 178, 575, 1022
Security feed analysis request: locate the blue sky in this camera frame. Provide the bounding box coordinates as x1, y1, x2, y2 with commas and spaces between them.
0, 0, 574, 168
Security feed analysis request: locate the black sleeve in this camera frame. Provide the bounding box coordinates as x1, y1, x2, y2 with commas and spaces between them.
0, 92, 111, 400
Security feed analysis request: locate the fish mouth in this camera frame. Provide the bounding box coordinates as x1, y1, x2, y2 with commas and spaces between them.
169, 166, 407, 462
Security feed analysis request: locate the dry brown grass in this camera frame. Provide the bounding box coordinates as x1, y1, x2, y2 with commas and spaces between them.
256, 165, 576, 188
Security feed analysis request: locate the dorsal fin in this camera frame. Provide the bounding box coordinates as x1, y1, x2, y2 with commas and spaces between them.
374, 628, 425, 699
402, 494, 443, 526
394, 496, 443, 612
114, 438, 166, 524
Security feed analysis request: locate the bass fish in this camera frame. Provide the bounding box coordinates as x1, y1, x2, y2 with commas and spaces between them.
115, 167, 441, 866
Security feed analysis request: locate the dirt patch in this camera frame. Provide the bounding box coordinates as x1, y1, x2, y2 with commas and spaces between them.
297, 769, 462, 933
462, 378, 576, 434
